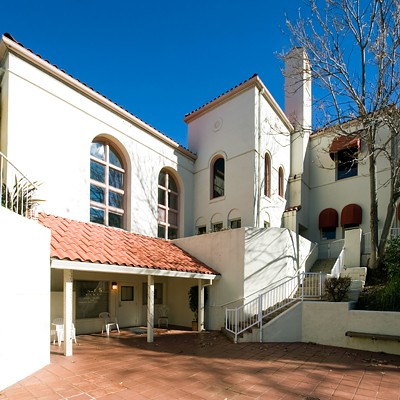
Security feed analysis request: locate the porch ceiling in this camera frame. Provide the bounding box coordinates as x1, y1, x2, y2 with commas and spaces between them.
39, 213, 219, 279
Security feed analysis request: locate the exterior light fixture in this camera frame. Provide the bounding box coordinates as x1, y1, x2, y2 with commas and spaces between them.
111, 282, 118, 290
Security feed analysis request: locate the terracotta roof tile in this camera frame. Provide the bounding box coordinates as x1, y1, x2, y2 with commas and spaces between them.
38, 213, 219, 276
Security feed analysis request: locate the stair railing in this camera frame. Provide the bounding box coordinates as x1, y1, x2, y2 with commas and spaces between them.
0, 151, 39, 219
225, 272, 323, 343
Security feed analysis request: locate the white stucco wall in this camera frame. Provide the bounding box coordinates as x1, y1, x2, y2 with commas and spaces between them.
187, 84, 291, 233
308, 127, 392, 248
0, 208, 51, 390
2, 53, 194, 238
175, 227, 314, 330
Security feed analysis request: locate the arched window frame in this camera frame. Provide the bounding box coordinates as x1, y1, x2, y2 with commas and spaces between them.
211, 156, 225, 199
278, 166, 284, 198
90, 139, 125, 228
264, 153, 271, 197
157, 170, 179, 240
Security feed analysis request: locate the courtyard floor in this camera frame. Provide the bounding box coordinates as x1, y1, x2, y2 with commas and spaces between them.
1, 328, 400, 400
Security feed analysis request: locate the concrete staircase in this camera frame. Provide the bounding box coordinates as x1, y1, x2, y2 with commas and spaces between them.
309, 258, 336, 274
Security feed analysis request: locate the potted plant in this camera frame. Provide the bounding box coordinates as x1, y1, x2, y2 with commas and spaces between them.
188, 285, 208, 331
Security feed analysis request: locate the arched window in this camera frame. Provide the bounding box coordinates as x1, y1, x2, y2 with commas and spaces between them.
158, 170, 179, 240
265, 153, 271, 197
90, 140, 125, 228
278, 166, 284, 198
212, 157, 225, 198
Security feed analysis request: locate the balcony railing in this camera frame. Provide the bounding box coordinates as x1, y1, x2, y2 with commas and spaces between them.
0, 151, 39, 219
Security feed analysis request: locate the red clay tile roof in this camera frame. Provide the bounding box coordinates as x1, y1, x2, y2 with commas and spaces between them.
38, 213, 219, 276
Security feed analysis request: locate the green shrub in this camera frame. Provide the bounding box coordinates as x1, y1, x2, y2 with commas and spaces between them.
324, 276, 351, 302
380, 277, 400, 311
383, 236, 400, 281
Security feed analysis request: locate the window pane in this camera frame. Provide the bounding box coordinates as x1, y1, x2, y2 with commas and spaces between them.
213, 222, 223, 232
90, 207, 104, 224
168, 210, 178, 226
109, 191, 123, 209
109, 148, 122, 168
109, 212, 123, 228
197, 226, 207, 235
322, 228, 336, 240
75, 280, 109, 319
109, 168, 123, 189
90, 160, 105, 183
158, 207, 166, 223
168, 192, 178, 210
143, 282, 163, 305
90, 184, 105, 203
158, 225, 166, 239
158, 188, 166, 205
121, 286, 134, 301
168, 176, 177, 192
168, 227, 178, 240
158, 171, 166, 186
230, 219, 241, 229
90, 142, 105, 160
213, 158, 225, 197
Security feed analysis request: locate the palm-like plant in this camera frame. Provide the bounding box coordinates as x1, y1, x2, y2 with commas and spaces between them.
1, 177, 42, 216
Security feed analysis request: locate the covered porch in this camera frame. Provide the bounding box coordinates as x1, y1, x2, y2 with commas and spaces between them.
39, 213, 219, 356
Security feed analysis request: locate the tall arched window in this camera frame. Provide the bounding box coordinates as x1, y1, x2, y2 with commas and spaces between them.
90, 140, 125, 228
212, 157, 225, 198
158, 170, 179, 240
278, 166, 284, 198
265, 153, 271, 197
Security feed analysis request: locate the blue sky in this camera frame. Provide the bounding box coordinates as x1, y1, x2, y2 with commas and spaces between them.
1, 0, 307, 146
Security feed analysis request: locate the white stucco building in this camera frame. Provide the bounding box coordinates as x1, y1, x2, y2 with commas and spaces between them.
1, 33, 399, 389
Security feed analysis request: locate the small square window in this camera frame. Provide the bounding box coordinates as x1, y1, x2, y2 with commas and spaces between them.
229, 219, 241, 229
121, 286, 134, 301
197, 226, 207, 235
212, 222, 223, 232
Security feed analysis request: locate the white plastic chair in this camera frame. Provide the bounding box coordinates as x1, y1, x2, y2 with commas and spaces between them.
52, 318, 77, 346
157, 305, 169, 328
99, 312, 120, 336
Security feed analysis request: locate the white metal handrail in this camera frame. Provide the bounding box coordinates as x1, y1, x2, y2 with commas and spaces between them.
0, 151, 39, 219
225, 272, 323, 343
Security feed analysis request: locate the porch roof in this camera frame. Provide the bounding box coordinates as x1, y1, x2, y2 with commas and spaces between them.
38, 213, 219, 278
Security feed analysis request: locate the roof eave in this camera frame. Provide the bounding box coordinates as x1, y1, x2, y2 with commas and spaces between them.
1, 34, 196, 161
184, 75, 293, 132
51, 258, 219, 280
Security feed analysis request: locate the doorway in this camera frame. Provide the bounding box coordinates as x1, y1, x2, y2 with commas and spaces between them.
116, 283, 139, 327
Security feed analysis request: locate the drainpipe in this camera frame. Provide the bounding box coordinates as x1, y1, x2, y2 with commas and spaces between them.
256, 88, 264, 227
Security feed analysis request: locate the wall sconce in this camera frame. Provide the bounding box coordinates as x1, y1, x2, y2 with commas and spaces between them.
111, 282, 118, 290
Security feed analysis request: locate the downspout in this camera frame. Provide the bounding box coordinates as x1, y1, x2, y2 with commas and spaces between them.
256, 88, 264, 227
0, 67, 5, 153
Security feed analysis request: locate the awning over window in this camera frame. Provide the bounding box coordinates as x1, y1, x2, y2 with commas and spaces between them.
397, 203, 400, 221
329, 136, 360, 160
319, 208, 338, 229
341, 203, 362, 226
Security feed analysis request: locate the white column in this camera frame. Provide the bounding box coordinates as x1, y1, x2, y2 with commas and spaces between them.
147, 275, 154, 343
63, 269, 73, 356
198, 279, 204, 332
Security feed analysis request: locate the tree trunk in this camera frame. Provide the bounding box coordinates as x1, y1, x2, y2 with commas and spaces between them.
368, 132, 379, 269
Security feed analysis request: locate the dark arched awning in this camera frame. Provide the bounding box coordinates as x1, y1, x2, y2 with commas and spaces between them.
341, 203, 362, 226
319, 208, 338, 229
397, 203, 400, 221
329, 136, 360, 160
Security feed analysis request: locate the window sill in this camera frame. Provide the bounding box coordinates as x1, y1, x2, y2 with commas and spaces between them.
210, 196, 225, 204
